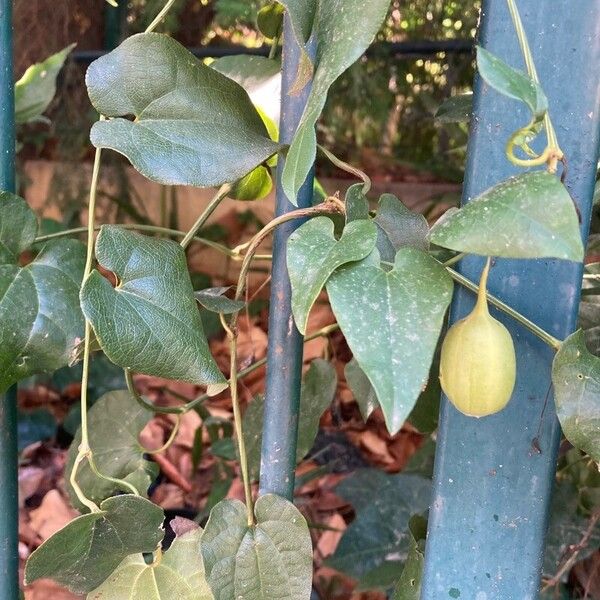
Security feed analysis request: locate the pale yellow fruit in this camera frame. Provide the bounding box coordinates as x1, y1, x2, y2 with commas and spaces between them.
439, 259, 516, 417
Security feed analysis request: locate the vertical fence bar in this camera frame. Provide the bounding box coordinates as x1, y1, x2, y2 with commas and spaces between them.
422, 1, 600, 598
0, 0, 18, 598
104, 0, 126, 50
259, 16, 315, 499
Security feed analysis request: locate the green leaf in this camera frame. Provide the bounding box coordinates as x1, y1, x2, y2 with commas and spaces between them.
211, 55, 281, 135
244, 359, 337, 480
278, 0, 316, 47
543, 479, 600, 576
201, 494, 313, 600
281, 0, 392, 202
195, 287, 246, 314
18, 409, 57, 451
345, 184, 370, 223
552, 330, 600, 462
391, 515, 427, 600
25, 495, 164, 595
15, 45, 74, 124
87, 33, 278, 187
230, 165, 273, 201
0, 191, 37, 261
374, 194, 430, 262
477, 46, 547, 121
257, 2, 285, 39
357, 561, 403, 592
345, 357, 378, 421
295, 359, 337, 457
327, 471, 431, 578
287, 216, 377, 334
345, 351, 440, 433
326, 249, 453, 434
0, 195, 85, 392
87, 520, 213, 600
429, 171, 584, 261
65, 390, 158, 511
81, 226, 226, 389
435, 93, 473, 123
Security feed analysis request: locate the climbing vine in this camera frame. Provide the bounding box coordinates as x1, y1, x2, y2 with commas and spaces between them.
0, 0, 596, 597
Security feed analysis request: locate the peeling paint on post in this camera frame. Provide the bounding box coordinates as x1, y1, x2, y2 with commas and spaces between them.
0, 0, 19, 598
422, 1, 600, 598
259, 15, 315, 500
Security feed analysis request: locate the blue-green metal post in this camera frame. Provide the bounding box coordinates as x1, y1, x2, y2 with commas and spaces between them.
104, 0, 126, 50
422, 1, 600, 598
0, 0, 18, 598
259, 16, 315, 499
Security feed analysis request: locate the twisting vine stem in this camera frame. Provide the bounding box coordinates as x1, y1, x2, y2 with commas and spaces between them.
505, 0, 563, 172
226, 198, 346, 525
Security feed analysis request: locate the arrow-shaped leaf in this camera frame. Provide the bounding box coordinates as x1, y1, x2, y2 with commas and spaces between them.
201, 494, 313, 600
80, 226, 226, 388
429, 171, 584, 261
25, 495, 164, 594
327, 248, 453, 434
66, 390, 158, 512
87, 33, 279, 187
287, 216, 377, 334
552, 330, 600, 463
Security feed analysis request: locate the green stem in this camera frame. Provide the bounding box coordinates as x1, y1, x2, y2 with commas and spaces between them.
70, 145, 104, 514
143, 415, 182, 455
445, 265, 562, 350
506, 0, 562, 168
145, 0, 178, 33
317, 144, 371, 194
180, 184, 232, 250
34, 224, 244, 259
226, 200, 344, 523
442, 252, 467, 268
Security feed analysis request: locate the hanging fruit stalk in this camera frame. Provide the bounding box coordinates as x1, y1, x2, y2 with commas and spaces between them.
439, 258, 517, 417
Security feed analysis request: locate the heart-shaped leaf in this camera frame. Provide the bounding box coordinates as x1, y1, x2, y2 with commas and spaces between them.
88, 520, 213, 600
327, 248, 453, 434
244, 359, 337, 479
327, 470, 431, 578
201, 494, 313, 600
287, 216, 377, 334
552, 330, 600, 462
81, 226, 226, 389
281, 0, 392, 202
0, 194, 85, 392
345, 354, 440, 433
87, 33, 278, 187
374, 194, 429, 262
25, 495, 164, 594
15, 45, 74, 124
429, 171, 584, 261
66, 390, 158, 511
